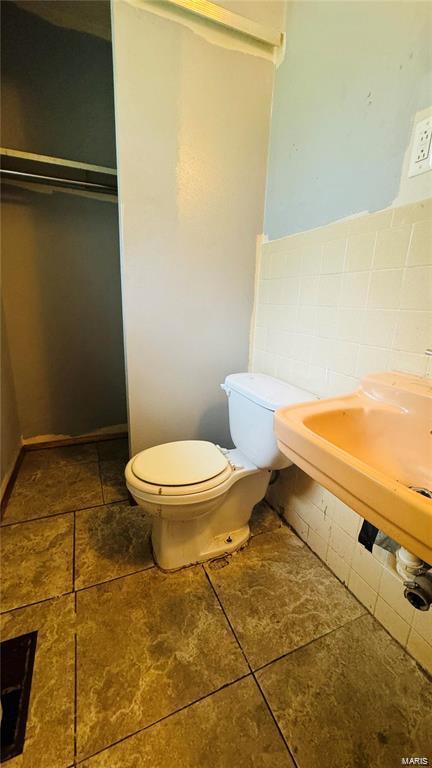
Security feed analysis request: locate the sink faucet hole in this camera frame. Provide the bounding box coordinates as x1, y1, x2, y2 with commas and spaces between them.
410, 486, 432, 499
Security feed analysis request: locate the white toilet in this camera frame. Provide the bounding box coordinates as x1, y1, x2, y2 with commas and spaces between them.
125, 373, 316, 570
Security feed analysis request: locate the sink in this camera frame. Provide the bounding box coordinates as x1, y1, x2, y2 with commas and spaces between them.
274, 372, 432, 563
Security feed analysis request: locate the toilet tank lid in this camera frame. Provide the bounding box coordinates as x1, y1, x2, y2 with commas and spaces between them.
223, 373, 317, 411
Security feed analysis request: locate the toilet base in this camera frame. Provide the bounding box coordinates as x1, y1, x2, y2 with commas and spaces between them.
150, 463, 270, 570
153, 524, 250, 572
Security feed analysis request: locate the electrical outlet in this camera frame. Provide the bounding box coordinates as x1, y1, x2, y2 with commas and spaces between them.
417, 146, 429, 162
409, 116, 432, 177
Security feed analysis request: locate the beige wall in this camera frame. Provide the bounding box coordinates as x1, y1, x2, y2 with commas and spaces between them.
1, 300, 21, 490
1, 185, 127, 439
112, 0, 276, 453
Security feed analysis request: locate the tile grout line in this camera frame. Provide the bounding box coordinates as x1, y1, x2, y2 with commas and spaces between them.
202, 565, 253, 674
74, 587, 78, 765
202, 564, 299, 767
97, 450, 107, 507
72, 510, 77, 593
2, 531, 155, 618
73, 507, 78, 768
1, 493, 130, 529
253, 611, 368, 676
0, 590, 75, 616
252, 674, 300, 768
0, 502, 110, 528
1, 564, 159, 617
75, 563, 156, 595
73, 672, 252, 766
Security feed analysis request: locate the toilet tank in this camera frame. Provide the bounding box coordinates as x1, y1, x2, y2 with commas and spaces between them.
222, 373, 317, 470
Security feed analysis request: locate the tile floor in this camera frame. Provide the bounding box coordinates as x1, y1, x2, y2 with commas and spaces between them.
1, 438, 431, 767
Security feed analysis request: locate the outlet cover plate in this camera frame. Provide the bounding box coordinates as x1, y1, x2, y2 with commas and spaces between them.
408, 116, 432, 178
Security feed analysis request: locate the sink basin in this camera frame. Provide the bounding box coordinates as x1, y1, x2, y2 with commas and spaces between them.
274, 372, 432, 563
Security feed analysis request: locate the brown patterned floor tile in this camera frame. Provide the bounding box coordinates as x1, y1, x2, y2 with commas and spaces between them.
1, 514, 73, 612
205, 527, 365, 668
75, 503, 153, 589
76, 566, 248, 759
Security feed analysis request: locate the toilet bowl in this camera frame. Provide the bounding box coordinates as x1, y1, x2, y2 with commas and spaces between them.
126, 373, 316, 570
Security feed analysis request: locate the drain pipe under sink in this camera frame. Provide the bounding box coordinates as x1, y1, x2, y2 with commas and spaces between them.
396, 547, 432, 611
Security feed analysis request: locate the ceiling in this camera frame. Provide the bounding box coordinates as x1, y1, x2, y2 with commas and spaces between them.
14, 0, 111, 40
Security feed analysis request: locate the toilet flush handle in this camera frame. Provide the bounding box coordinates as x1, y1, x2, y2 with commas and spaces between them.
216, 444, 243, 470
216, 445, 229, 455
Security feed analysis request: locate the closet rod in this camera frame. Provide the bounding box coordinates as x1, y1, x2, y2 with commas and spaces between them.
1, 147, 117, 175
1, 168, 117, 195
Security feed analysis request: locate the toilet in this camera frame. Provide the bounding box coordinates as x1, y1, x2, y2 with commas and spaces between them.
125, 373, 316, 570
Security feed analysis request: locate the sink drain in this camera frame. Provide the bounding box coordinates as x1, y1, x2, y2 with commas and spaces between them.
410, 486, 432, 499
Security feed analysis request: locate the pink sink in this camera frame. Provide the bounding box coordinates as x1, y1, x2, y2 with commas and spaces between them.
274, 372, 432, 562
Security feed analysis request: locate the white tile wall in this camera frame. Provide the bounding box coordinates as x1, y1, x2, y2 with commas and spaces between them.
252, 198, 432, 392
266, 465, 432, 674
256, 198, 432, 674
374, 598, 411, 646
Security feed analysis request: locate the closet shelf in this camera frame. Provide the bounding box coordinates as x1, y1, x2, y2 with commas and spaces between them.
0, 148, 117, 195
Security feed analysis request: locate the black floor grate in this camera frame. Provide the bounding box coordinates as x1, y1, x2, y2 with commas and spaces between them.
1, 631, 37, 763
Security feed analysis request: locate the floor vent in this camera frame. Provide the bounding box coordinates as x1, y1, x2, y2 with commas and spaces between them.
1, 631, 37, 763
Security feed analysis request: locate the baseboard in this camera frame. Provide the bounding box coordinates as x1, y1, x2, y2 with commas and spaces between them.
1, 446, 24, 515
1, 427, 128, 514
22, 424, 128, 450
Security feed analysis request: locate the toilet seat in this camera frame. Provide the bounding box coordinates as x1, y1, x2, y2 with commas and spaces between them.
125, 444, 264, 527
129, 440, 234, 498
